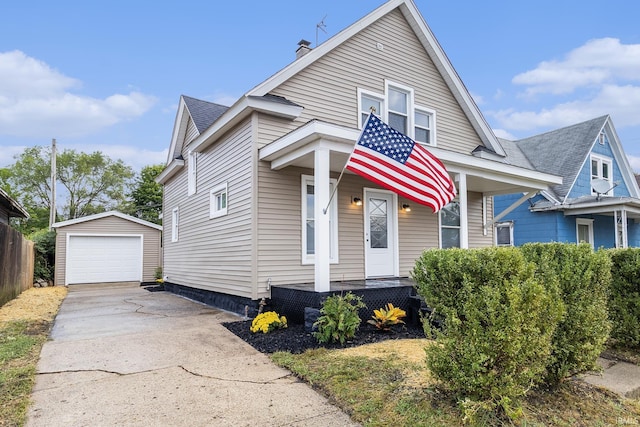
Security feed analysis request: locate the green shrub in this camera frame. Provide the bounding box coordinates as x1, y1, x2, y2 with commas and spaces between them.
413, 247, 563, 422
521, 243, 611, 384
608, 248, 640, 348
28, 229, 56, 284
313, 292, 366, 345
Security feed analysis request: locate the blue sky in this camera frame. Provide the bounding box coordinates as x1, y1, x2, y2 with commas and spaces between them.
2, 0, 640, 173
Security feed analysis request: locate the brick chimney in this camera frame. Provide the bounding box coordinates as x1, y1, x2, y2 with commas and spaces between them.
296, 39, 312, 59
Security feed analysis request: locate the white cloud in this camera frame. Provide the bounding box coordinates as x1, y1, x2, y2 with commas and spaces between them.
492, 128, 517, 140
512, 38, 640, 96
492, 83, 640, 131
627, 154, 640, 173
0, 50, 157, 138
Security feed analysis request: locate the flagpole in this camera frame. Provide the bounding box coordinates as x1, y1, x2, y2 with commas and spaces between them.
321, 114, 375, 215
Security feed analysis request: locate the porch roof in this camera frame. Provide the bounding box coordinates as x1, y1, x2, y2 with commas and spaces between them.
258, 120, 562, 196
531, 195, 640, 220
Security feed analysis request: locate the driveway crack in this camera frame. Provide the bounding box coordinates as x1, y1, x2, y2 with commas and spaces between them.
178, 365, 296, 384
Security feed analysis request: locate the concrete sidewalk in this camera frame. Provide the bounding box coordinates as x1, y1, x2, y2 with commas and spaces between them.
580, 357, 640, 399
27, 283, 358, 426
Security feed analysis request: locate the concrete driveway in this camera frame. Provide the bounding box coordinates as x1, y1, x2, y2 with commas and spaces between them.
27, 283, 357, 426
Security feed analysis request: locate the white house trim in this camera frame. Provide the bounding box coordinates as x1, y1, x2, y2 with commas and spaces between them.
52, 210, 162, 231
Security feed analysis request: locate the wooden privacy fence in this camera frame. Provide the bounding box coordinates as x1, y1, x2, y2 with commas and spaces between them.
0, 222, 35, 306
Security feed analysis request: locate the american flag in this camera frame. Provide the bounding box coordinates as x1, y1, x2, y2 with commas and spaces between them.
346, 113, 456, 213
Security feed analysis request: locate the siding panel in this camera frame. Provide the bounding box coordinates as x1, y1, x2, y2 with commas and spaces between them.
163, 119, 255, 298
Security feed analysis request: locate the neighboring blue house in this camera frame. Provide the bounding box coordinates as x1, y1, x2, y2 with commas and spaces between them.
494, 115, 640, 248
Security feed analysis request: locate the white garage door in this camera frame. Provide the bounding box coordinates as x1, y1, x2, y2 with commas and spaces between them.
66, 235, 142, 284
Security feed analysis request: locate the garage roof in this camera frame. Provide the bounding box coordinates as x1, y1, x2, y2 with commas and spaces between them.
52, 210, 162, 231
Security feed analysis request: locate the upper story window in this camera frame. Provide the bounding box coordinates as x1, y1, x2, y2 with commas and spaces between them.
388, 87, 409, 134
590, 154, 613, 196
188, 150, 197, 195
358, 81, 436, 145
209, 182, 228, 219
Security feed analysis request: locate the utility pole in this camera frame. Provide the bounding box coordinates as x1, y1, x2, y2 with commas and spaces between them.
49, 138, 56, 229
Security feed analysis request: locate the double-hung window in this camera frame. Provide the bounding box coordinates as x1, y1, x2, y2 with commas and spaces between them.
358, 89, 384, 128
414, 108, 435, 145
590, 154, 613, 196
388, 86, 409, 134
439, 200, 460, 248
301, 175, 338, 264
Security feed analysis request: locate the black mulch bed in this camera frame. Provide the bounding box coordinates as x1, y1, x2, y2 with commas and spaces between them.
223, 320, 426, 354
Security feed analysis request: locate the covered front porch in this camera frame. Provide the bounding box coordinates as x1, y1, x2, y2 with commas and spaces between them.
259, 120, 562, 294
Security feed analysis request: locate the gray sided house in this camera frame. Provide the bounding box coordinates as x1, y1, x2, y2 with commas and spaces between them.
157, 0, 561, 318
495, 115, 640, 248
52, 211, 162, 286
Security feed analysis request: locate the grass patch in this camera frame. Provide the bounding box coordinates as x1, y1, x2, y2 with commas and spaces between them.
271, 339, 640, 426
0, 287, 67, 426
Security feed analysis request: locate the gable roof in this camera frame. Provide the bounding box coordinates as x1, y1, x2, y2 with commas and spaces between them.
182, 95, 229, 133
512, 116, 608, 200
0, 187, 29, 219
52, 210, 162, 231
504, 115, 640, 202
246, 0, 505, 157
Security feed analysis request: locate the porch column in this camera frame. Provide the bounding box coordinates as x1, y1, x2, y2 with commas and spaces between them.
314, 147, 331, 292
457, 173, 469, 249
621, 209, 629, 248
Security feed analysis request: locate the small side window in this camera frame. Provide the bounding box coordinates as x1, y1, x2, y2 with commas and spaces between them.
495, 222, 514, 246
188, 151, 197, 195
210, 183, 228, 219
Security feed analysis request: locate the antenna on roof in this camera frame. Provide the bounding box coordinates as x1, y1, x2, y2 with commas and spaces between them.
316, 15, 327, 47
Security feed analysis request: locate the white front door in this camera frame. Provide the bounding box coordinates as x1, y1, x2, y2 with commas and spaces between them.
364, 189, 398, 277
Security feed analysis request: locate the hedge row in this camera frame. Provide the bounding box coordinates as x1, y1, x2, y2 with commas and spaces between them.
412, 243, 616, 421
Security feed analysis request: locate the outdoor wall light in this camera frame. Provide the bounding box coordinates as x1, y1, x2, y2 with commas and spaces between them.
352, 197, 362, 206
402, 204, 411, 212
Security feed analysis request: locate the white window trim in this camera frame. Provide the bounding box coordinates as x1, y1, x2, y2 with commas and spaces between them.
171, 207, 179, 242
576, 218, 594, 248
495, 221, 514, 246
301, 174, 339, 265
188, 150, 197, 196
590, 153, 613, 196
414, 106, 437, 146
357, 88, 385, 129
209, 182, 228, 219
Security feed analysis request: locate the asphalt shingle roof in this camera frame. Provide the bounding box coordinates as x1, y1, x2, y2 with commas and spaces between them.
509, 115, 608, 200
182, 95, 229, 133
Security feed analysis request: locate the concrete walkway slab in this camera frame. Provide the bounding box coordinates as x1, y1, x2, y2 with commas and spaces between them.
27, 283, 358, 426
580, 357, 640, 399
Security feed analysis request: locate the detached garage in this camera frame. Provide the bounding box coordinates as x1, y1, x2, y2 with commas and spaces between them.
53, 211, 162, 285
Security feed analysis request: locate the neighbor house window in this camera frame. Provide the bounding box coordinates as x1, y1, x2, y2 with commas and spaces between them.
301, 175, 338, 264
576, 218, 594, 248
209, 182, 228, 219
439, 200, 460, 248
495, 222, 514, 246
414, 108, 435, 145
590, 154, 613, 196
188, 150, 197, 195
171, 207, 179, 242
